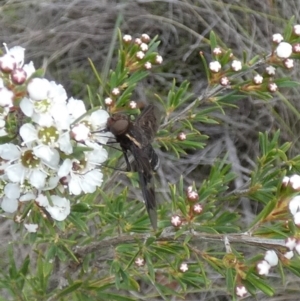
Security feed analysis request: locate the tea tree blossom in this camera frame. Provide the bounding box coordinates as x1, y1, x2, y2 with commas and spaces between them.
0, 44, 110, 229
257, 260, 271, 275
264, 250, 278, 267
275, 42, 293, 58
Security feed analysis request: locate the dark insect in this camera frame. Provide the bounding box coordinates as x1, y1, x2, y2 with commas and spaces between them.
106, 104, 160, 229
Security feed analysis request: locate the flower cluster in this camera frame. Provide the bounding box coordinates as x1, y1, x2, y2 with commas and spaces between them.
206, 23, 300, 95
257, 250, 279, 276
0, 44, 110, 230
282, 174, 300, 226
170, 185, 203, 227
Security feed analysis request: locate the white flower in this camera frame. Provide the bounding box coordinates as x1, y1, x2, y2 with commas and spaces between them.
155, 55, 163, 64
236, 285, 248, 297
294, 24, 300, 36
1, 183, 35, 213
44, 195, 70, 221
272, 33, 284, 43
5, 45, 25, 67
23, 61, 35, 79
1, 183, 20, 213
112, 88, 120, 96
253, 74, 263, 84
284, 58, 294, 69
27, 78, 51, 101
264, 250, 278, 267
289, 195, 300, 215
135, 38, 142, 45
257, 260, 271, 275
123, 34, 132, 43
24, 223, 38, 233
0, 143, 52, 190
295, 241, 300, 255
275, 42, 293, 58
89, 109, 109, 131
289, 174, 300, 190
220, 77, 230, 86
129, 101, 137, 109
179, 263, 188, 272
144, 62, 152, 70
19, 123, 64, 162
293, 211, 300, 226
0, 87, 14, 107
209, 61, 221, 72
135, 257, 145, 266
140, 43, 148, 52
285, 237, 297, 250
231, 60, 242, 71
67, 97, 87, 121
212, 47, 222, 55
284, 251, 294, 260
265, 65, 276, 75
268, 82, 278, 92
0, 54, 16, 72
84, 142, 108, 166
21, 79, 70, 130
105, 97, 113, 105
58, 156, 105, 195
282, 176, 290, 187
71, 124, 90, 142
36, 194, 49, 207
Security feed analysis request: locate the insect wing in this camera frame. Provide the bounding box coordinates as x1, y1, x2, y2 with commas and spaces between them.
134, 105, 160, 146
130, 143, 157, 229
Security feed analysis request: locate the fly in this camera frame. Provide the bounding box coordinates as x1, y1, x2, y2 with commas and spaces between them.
106, 104, 160, 229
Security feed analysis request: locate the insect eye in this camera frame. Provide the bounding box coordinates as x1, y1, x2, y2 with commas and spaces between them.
111, 119, 129, 135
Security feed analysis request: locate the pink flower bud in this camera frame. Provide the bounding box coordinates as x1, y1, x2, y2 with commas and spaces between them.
193, 203, 203, 214
187, 190, 199, 202
293, 43, 300, 53
171, 215, 182, 227
177, 132, 186, 141
135, 257, 145, 267
141, 33, 150, 43
11, 68, 27, 85
220, 77, 230, 86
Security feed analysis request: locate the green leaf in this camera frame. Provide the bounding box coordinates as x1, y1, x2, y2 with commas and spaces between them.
55, 281, 83, 297
209, 31, 218, 51
246, 273, 274, 296
71, 202, 91, 212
